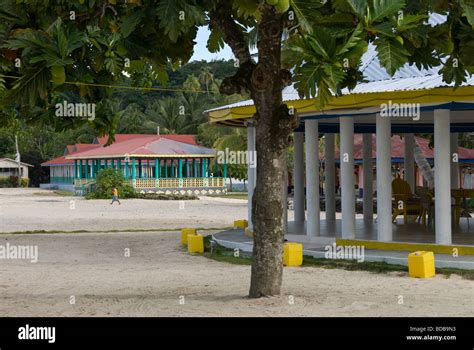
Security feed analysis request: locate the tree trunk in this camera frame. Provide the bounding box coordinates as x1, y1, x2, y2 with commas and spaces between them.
249, 130, 287, 296
211, 6, 297, 298
248, 10, 297, 298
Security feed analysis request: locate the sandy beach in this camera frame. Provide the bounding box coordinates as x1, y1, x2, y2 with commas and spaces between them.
0, 188, 249, 232
0, 189, 472, 317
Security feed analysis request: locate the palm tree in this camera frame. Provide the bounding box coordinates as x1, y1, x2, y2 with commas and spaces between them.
182, 74, 201, 93
144, 97, 195, 134
198, 66, 214, 96
213, 128, 247, 191
117, 103, 149, 133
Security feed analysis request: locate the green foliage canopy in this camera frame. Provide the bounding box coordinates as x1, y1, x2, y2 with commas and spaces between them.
2, 0, 473, 126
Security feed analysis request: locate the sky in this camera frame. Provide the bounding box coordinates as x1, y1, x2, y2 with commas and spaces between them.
189, 26, 234, 62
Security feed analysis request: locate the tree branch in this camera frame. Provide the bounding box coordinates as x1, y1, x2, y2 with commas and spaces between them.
209, 10, 256, 95
209, 11, 252, 65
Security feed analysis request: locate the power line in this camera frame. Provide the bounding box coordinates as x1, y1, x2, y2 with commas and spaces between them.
0, 74, 216, 94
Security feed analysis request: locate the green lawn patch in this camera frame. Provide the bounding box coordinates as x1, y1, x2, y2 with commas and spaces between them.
216, 192, 248, 200
201, 235, 252, 264
33, 190, 75, 196
200, 237, 474, 279
2, 227, 232, 235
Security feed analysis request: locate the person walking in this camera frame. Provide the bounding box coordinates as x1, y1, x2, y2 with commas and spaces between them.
110, 187, 121, 205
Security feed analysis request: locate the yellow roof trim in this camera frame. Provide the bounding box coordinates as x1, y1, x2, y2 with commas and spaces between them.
209, 86, 474, 125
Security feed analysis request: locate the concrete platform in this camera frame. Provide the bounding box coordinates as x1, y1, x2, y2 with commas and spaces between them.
288, 217, 474, 245
212, 229, 474, 270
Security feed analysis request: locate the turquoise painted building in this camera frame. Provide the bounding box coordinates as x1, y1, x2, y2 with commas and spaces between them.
41, 134, 227, 195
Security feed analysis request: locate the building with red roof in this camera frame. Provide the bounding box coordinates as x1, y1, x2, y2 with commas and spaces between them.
350, 134, 474, 163
349, 135, 474, 192
41, 134, 226, 195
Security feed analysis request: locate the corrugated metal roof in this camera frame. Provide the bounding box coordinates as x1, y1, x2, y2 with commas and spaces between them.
66, 136, 214, 159
95, 134, 158, 145
361, 44, 440, 82
206, 68, 474, 112
44, 144, 102, 166
0, 158, 33, 167
206, 13, 470, 114
42, 134, 209, 166
96, 134, 197, 145
41, 155, 74, 166
427, 12, 447, 26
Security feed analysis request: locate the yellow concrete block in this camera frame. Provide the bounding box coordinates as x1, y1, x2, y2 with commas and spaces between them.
181, 228, 197, 245
234, 219, 248, 229
408, 251, 435, 278
283, 243, 303, 267
188, 234, 204, 254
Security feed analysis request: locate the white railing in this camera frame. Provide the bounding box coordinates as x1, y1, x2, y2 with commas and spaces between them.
128, 177, 225, 189
74, 177, 225, 189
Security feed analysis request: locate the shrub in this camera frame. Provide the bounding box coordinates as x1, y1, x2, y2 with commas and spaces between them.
0, 176, 28, 188
0, 177, 9, 187
9, 176, 19, 187
86, 169, 135, 199
83, 169, 199, 200
133, 193, 198, 200
84, 169, 202, 200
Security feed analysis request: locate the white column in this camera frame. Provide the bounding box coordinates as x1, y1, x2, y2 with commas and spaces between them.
293, 132, 305, 222
362, 133, 373, 222
247, 123, 256, 231
404, 133, 415, 191
376, 114, 392, 242
305, 119, 320, 236
282, 155, 288, 235
340, 117, 355, 238
450, 132, 459, 189
434, 109, 452, 244
325, 133, 336, 221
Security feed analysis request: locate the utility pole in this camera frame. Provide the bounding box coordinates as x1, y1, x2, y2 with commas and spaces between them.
15, 134, 21, 187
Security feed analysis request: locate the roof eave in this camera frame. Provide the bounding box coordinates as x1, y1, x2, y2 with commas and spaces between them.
208, 85, 474, 126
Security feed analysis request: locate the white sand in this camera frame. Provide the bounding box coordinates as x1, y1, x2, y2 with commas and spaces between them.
0, 231, 472, 317
0, 188, 250, 232
0, 188, 472, 316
